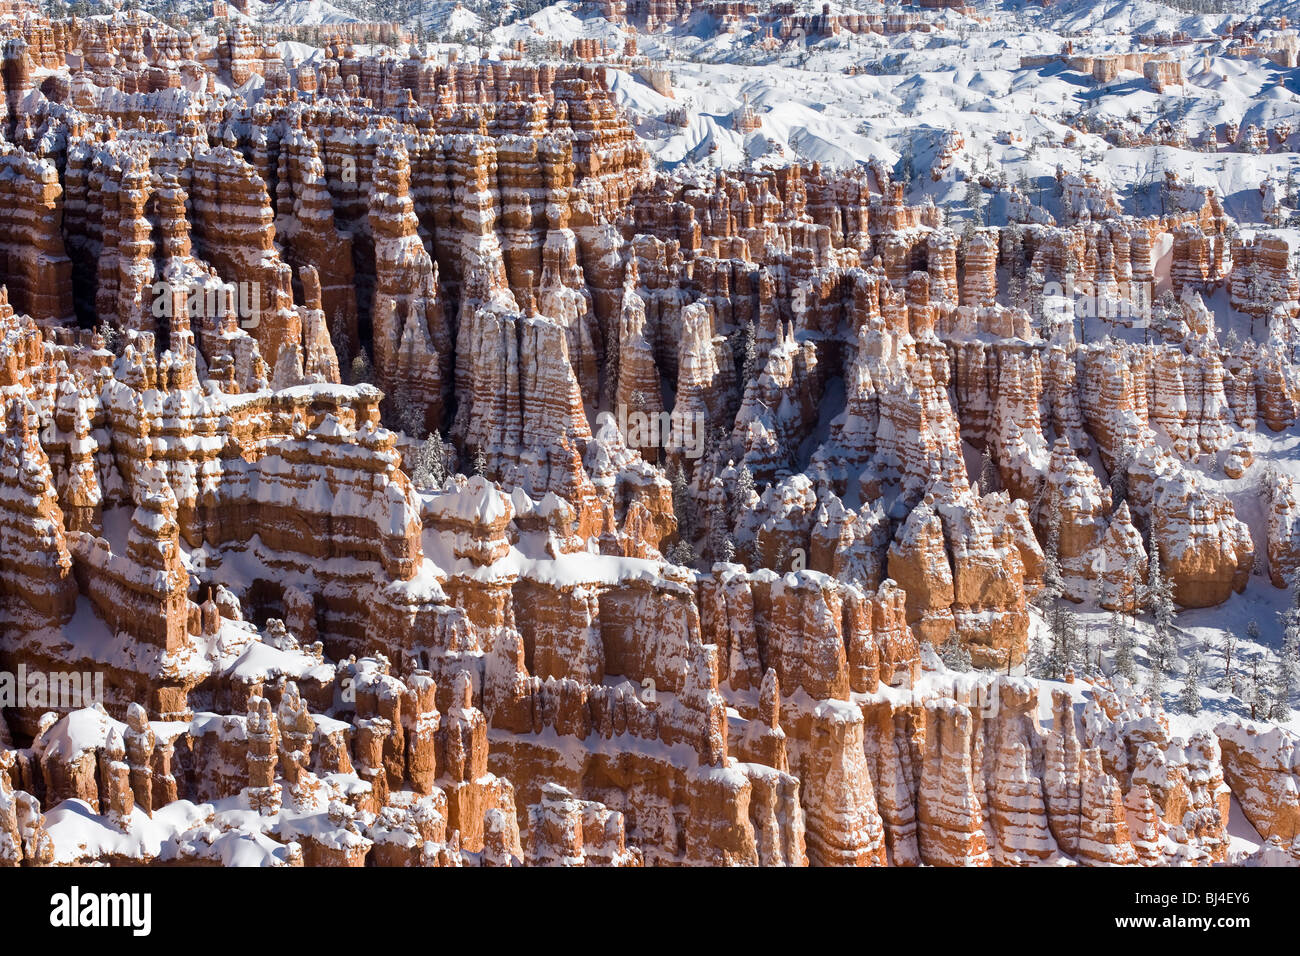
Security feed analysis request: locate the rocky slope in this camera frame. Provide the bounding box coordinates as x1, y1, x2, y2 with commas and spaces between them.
0, 4, 1297, 866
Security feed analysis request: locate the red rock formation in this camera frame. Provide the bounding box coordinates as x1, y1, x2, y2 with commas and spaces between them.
918, 700, 991, 866
0, 10, 1285, 869
0, 145, 73, 324
369, 136, 449, 432
1128, 447, 1253, 607
1216, 720, 1299, 844
1097, 501, 1147, 611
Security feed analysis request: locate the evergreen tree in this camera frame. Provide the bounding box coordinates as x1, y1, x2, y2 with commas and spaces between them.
773, 541, 790, 574
671, 463, 694, 543
1007, 270, 1025, 311
1037, 499, 1065, 605
1045, 604, 1076, 679
707, 498, 730, 564
705, 425, 729, 471
1142, 541, 1176, 676
1216, 630, 1238, 694
330, 309, 351, 369
733, 463, 756, 509
665, 539, 696, 567
1151, 289, 1181, 342
471, 445, 487, 478
1062, 243, 1079, 285
963, 175, 986, 227
938, 635, 973, 672
1246, 651, 1271, 721
350, 348, 374, 386
1223, 326, 1241, 355
978, 445, 997, 493
411, 433, 446, 490
1142, 659, 1165, 706
1108, 452, 1130, 513
1282, 578, 1300, 635
1122, 552, 1141, 616
98, 321, 120, 355
740, 319, 758, 387
1026, 267, 1046, 323
1180, 652, 1203, 715
1027, 631, 1047, 678
1112, 611, 1137, 684
392, 384, 425, 437
1269, 622, 1298, 721
1245, 617, 1261, 646
1079, 617, 1095, 675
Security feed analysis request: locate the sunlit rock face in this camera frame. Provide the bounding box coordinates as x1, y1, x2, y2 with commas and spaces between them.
0, 7, 1292, 868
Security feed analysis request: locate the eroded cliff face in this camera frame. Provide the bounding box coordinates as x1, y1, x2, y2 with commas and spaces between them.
8, 638, 1285, 867
0, 8, 1296, 866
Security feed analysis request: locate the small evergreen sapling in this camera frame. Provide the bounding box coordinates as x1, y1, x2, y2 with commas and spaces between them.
1180, 653, 1202, 715
1112, 612, 1137, 684
1216, 630, 1238, 695
1269, 623, 1298, 721
1246, 651, 1271, 721
938, 635, 973, 672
